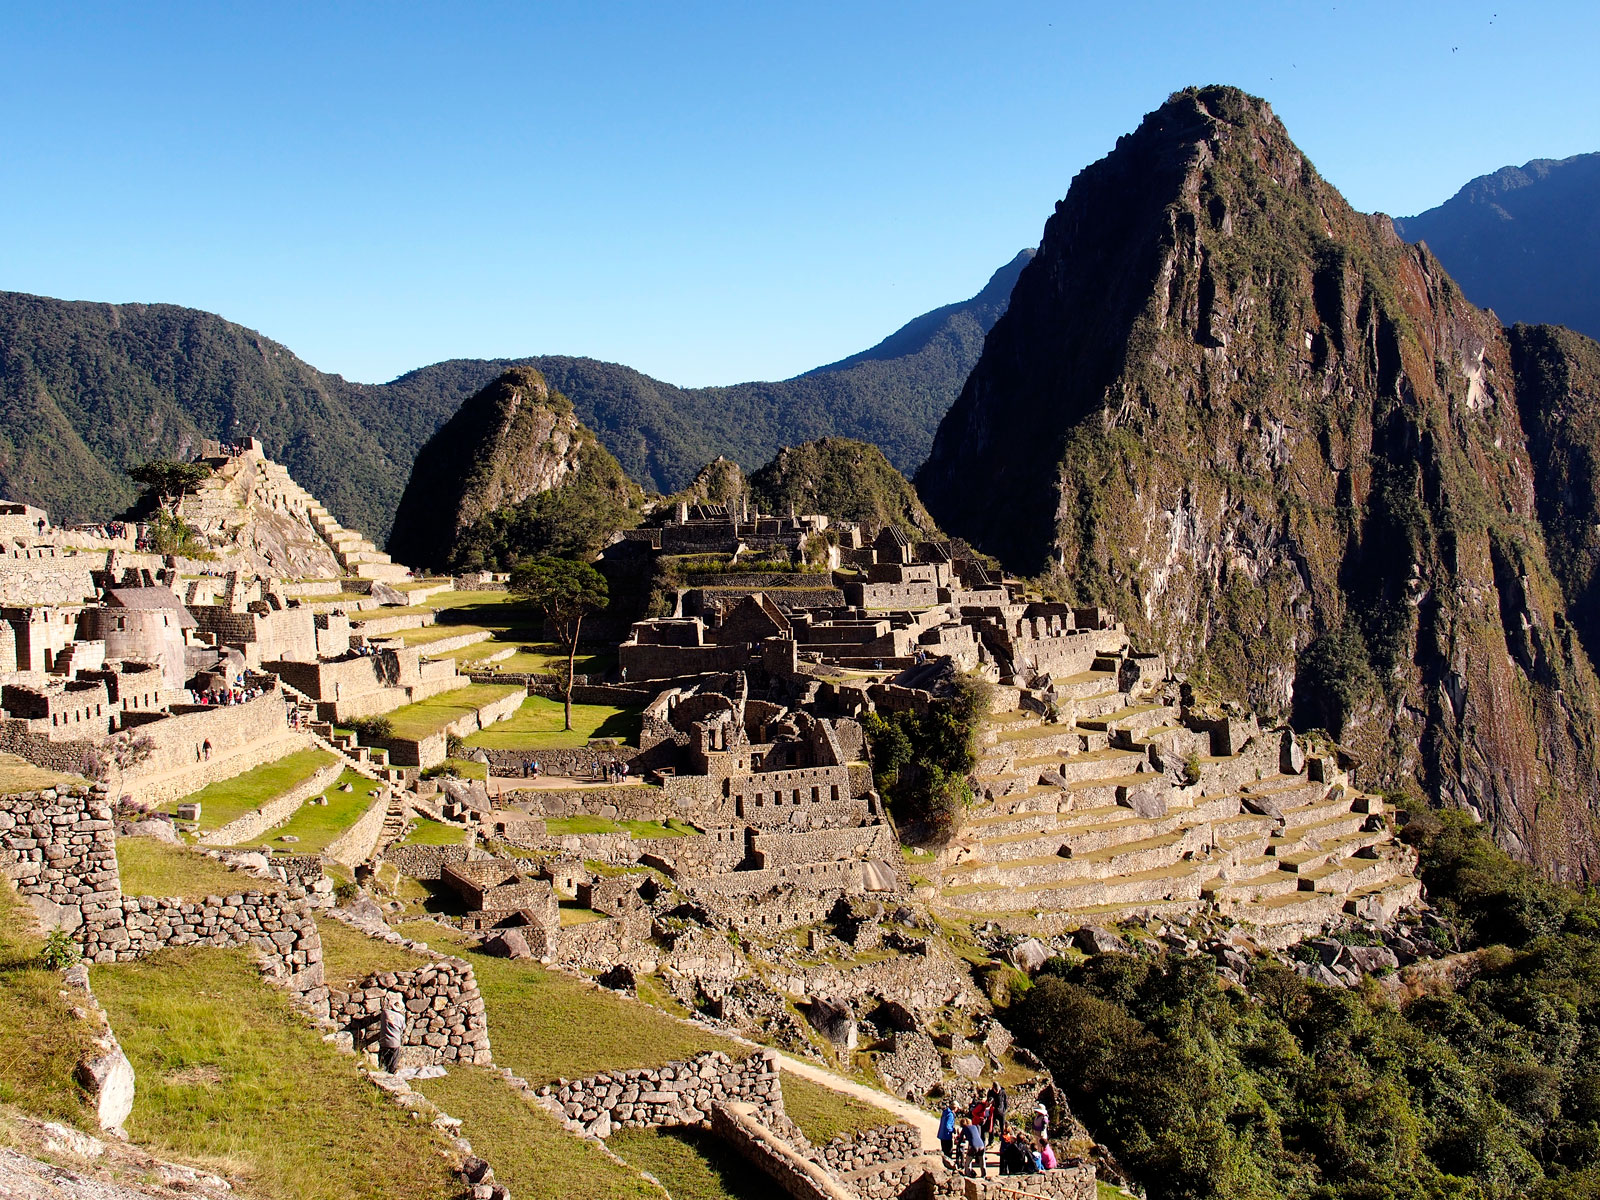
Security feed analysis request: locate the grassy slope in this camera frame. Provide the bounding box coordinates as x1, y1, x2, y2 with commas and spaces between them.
316, 918, 431, 989
416, 1067, 658, 1200
401, 923, 737, 1084
116, 837, 282, 898
92, 947, 458, 1200
166, 747, 337, 831
463, 693, 641, 750
0, 880, 96, 1126
0, 753, 82, 793
608, 1126, 773, 1200
780, 1073, 901, 1145
384, 684, 524, 740
400, 817, 470, 846
251, 769, 382, 854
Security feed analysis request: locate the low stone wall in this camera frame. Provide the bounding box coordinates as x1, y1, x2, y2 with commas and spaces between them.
485, 748, 642, 780
751, 823, 896, 869
816, 1124, 923, 1174
92, 891, 326, 1007
538, 1049, 783, 1138
556, 908, 655, 970
945, 1166, 1097, 1200
200, 760, 344, 846
323, 789, 390, 868
383, 842, 470, 879
709, 1103, 856, 1200
328, 958, 492, 1066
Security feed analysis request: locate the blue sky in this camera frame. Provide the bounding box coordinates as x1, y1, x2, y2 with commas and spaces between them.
1, 2, 1596, 386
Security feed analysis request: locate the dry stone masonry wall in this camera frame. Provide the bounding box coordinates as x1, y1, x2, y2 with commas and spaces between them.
328, 958, 492, 1066
538, 1049, 784, 1139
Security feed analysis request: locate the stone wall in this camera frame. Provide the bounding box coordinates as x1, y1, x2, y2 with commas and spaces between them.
0, 782, 124, 945
815, 1123, 923, 1173
323, 788, 390, 868
489, 750, 645, 784
383, 842, 470, 879
944, 1167, 1097, 1200
0, 558, 99, 605
708, 1103, 856, 1200
117, 694, 304, 807
555, 908, 655, 970
199, 760, 344, 846
328, 957, 492, 1066
0, 720, 98, 774
750, 823, 896, 869
538, 1049, 784, 1139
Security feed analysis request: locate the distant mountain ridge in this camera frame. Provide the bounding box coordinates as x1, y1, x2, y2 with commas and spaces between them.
1395, 152, 1600, 341
0, 252, 1030, 539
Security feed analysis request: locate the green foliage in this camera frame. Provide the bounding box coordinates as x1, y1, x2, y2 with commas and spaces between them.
126, 459, 210, 506
347, 715, 393, 741
38, 929, 81, 970
864, 673, 990, 837
510, 557, 609, 644
1292, 619, 1376, 739
142, 509, 210, 557
1010, 807, 1600, 1200
331, 879, 359, 905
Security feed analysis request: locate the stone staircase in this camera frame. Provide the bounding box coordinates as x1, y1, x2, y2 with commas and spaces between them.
278, 678, 405, 786
933, 662, 1422, 933
255, 460, 410, 582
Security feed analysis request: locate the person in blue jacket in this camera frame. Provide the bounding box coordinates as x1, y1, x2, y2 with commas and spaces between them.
937, 1103, 956, 1162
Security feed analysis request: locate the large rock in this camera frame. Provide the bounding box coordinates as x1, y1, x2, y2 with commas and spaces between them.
803, 997, 858, 1051
75, 1045, 135, 1135
1074, 925, 1128, 956
1008, 937, 1052, 974
483, 929, 532, 960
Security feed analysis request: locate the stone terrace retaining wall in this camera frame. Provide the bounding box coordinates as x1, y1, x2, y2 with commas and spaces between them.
200, 760, 344, 846
941, 1166, 1097, 1200
537, 1049, 783, 1139
323, 788, 390, 868
709, 1103, 856, 1200
383, 842, 471, 879
816, 1124, 923, 1174
486, 748, 643, 780
328, 958, 492, 1066
0, 783, 125, 943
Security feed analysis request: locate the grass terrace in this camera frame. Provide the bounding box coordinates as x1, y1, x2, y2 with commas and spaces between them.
400, 817, 469, 846
415, 1066, 658, 1200
164, 747, 338, 832
92, 947, 459, 1200
316, 916, 430, 988
383, 684, 524, 741
780, 1073, 901, 1144
248, 770, 383, 854
608, 1126, 771, 1200
116, 837, 281, 898
463, 693, 641, 750
0, 879, 96, 1126
400, 921, 738, 1084
0, 752, 81, 794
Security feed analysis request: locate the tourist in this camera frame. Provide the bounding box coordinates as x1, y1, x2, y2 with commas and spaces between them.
998, 1131, 1035, 1175
970, 1095, 991, 1137
379, 995, 406, 1074
201, 739, 212, 761
531, 760, 540, 779
988, 1081, 1008, 1135
1030, 1102, 1049, 1142
1038, 1139, 1057, 1171
937, 1103, 956, 1162
961, 1120, 987, 1178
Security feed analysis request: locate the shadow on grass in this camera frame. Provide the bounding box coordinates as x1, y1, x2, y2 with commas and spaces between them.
608, 1125, 776, 1200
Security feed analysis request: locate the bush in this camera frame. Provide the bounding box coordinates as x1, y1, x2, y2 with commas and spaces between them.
38, 930, 81, 970
332, 880, 360, 905
347, 715, 393, 741
865, 672, 989, 838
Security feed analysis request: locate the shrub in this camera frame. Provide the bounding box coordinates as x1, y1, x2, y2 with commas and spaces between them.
348, 715, 393, 741
39, 930, 81, 970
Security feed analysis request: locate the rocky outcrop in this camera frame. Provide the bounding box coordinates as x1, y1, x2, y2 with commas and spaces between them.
387, 366, 641, 570
747, 437, 940, 537
918, 85, 1600, 877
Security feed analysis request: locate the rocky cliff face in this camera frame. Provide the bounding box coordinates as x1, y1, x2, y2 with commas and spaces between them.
919, 85, 1600, 876
387, 367, 639, 570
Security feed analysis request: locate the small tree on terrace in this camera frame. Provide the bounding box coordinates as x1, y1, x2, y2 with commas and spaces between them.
509, 556, 608, 731
127, 460, 211, 514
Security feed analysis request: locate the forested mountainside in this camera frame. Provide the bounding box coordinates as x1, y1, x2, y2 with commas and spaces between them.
1395, 152, 1600, 342
387, 367, 642, 572
919, 85, 1600, 877
0, 252, 1028, 538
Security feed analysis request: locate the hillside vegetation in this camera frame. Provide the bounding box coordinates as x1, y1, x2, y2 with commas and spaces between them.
747, 437, 939, 536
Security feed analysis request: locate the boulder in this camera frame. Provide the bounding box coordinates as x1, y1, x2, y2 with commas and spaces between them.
597, 963, 636, 992
1117, 778, 1168, 819
1074, 925, 1128, 956
952, 1054, 985, 1080
1281, 732, 1306, 776
1008, 937, 1052, 974
126, 819, 179, 844
75, 1045, 135, 1135
1337, 944, 1400, 974
804, 997, 858, 1050
483, 929, 532, 960
1241, 793, 1284, 819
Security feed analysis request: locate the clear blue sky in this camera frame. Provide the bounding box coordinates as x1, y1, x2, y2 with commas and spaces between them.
1, 1, 1596, 386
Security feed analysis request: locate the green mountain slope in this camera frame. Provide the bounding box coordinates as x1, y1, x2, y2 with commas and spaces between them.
747, 438, 938, 536
918, 85, 1600, 876
0, 253, 1028, 539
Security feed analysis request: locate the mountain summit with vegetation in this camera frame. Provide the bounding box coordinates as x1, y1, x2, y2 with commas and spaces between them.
387, 367, 642, 571
918, 85, 1600, 877
747, 437, 938, 536
0, 253, 1029, 538
1395, 152, 1600, 342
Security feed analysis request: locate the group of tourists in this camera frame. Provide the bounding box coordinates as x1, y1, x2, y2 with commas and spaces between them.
520, 759, 542, 779
937, 1086, 1057, 1178
194, 683, 266, 707
600, 758, 630, 783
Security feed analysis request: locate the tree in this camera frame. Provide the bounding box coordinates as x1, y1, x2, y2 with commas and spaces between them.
509, 556, 609, 731
126, 460, 211, 513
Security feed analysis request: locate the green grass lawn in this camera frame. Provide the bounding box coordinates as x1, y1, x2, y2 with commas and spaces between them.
400, 922, 738, 1084
382, 684, 523, 741
780, 1073, 901, 1145
423, 757, 488, 781
316, 917, 430, 988
544, 816, 697, 838
400, 817, 469, 846
609, 1126, 773, 1200
0, 880, 96, 1126
0, 752, 81, 793
249, 770, 382, 854
116, 837, 282, 898
92, 947, 458, 1200
165, 748, 337, 833
415, 1066, 657, 1200
463, 693, 641, 750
